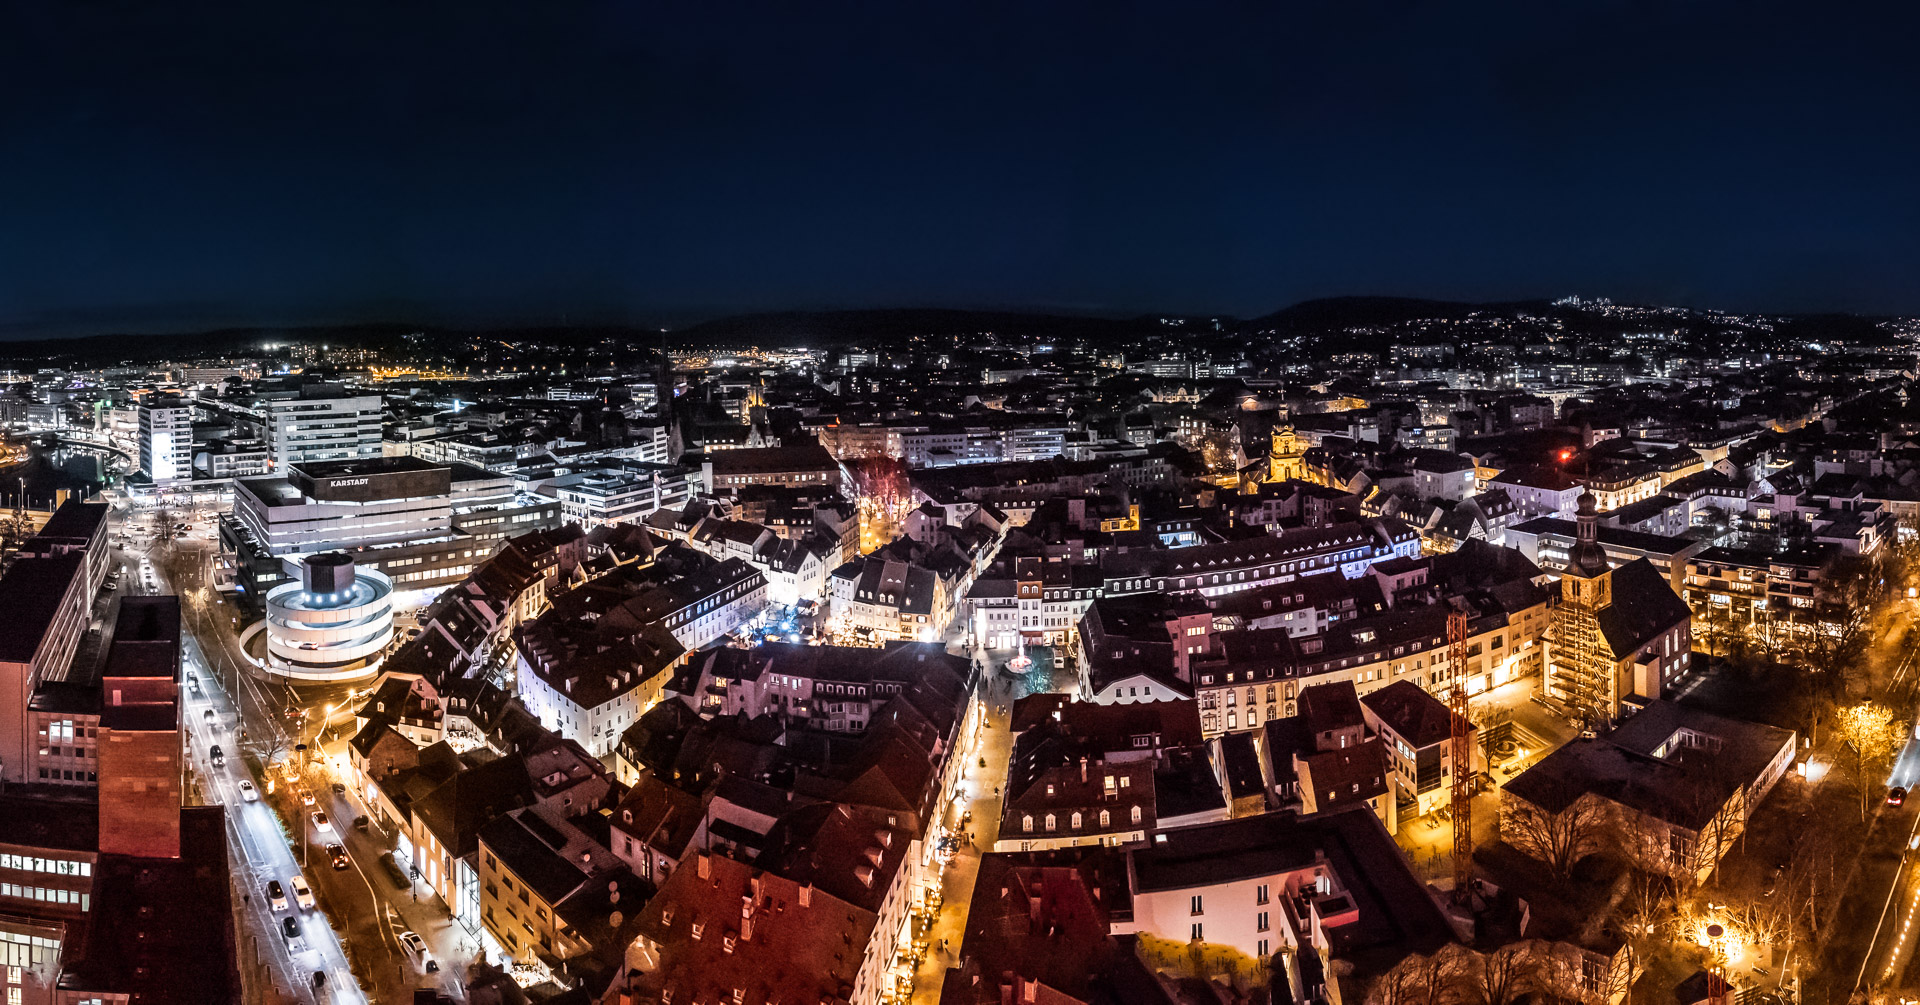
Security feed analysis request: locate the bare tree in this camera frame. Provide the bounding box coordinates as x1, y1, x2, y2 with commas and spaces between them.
1605, 876, 1670, 1005
1812, 563, 1879, 698
1501, 784, 1618, 882
1462, 942, 1543, 1005
1366, 951, 1465, 1005
1669, 753, 1755, 891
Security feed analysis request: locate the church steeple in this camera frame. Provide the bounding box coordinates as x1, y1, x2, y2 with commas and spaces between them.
1268, 423, 1306, 483
1566, 490, 1610, 579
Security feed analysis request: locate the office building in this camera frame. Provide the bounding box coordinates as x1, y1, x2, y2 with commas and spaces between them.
260, 388, 383, 469
0, 593, 238, 1004
0, 555, 90, 784
548, 464, 698, 529
17, 500, 112, 594
137, 398, 193, 484
220, 455, 560, 605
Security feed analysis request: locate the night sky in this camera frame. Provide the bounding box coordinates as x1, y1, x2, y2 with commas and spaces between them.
5, 2, 1920, 335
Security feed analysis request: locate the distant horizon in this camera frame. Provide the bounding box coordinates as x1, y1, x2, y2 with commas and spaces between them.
0, 290, 1905, 345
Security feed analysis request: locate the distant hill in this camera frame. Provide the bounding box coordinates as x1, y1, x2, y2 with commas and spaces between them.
1237, 295, 1553, 334
0, 296, 1901, 365
669, 308, 1167, 346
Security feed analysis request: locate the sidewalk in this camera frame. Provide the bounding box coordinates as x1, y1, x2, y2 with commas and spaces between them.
320, 736, 476, 999
908, 677, 1017, 1004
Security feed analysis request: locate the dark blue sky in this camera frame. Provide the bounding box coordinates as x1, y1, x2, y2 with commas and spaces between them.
4, 2, 1919, 335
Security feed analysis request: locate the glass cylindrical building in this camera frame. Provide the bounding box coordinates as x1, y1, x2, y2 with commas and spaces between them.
263, 552, 395, 681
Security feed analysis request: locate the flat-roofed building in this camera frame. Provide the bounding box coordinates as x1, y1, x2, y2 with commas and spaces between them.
1111, 806, 1455, 998
259, 388, 383, 469
220, 455, 560, 603
1507, 515, 1704, 596
17, 500, 111, 593
0, 554, 89, 784
705, 442, 846, 493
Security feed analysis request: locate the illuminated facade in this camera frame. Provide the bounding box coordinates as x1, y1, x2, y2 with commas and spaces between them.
263, 552, 395, 681
1267, 424, 1308, 483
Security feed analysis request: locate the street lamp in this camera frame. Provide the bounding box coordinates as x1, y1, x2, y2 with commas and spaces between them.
295, 742, 309, 866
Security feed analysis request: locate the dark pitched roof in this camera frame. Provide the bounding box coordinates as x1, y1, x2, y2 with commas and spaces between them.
1298, 680, 1363, 736
1300, 739, 1390, 808
1593, 558, 1691, 657
412, 754, 539, 858
1359, 679, 1458, 749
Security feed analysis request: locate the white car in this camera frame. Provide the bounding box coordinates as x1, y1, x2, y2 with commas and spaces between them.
311, 811, 333, 835
290, 875, 315, 910
238, 780, 258, 802
398, 930, 434, 969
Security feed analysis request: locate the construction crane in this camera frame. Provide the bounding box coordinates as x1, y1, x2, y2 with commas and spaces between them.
1447, 608, 1474, 906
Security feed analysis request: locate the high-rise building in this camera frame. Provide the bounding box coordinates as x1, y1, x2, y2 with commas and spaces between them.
259, 388, 383, 469
95, 596, 183, 858
0, 553, 90, 784
137, 398, 193, 485
0, 592, 238, 1004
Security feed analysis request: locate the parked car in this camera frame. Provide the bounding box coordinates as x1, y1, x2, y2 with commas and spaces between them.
266, 880, 287, 911
399, 930, 434, 971
290, 875, 315, 910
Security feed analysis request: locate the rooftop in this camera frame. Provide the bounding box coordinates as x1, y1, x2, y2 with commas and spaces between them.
0, 553, 85, 665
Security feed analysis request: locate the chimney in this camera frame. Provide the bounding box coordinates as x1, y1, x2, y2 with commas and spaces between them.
697, 852, 711, 879
1079, 756, 1088, 782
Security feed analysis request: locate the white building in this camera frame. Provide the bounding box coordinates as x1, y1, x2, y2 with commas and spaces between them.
137, 399, 193, 484
260, 391, 383, 469
1488, 466, 1585, 519
1112, 808, 1455, 996
549, 466, 696, 528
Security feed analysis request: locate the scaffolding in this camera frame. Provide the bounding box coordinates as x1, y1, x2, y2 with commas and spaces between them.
1549, 590, 1610, 727
1447, 609, 1474, 905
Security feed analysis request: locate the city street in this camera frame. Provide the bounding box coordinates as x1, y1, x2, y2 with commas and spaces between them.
115, 514, 366, 1005
118, 505, 463, 1004
908, 663, 1018, 1005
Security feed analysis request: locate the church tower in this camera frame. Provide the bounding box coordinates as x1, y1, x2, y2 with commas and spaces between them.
1268, 423, 1307, 483
1550, 491, 1615, 725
